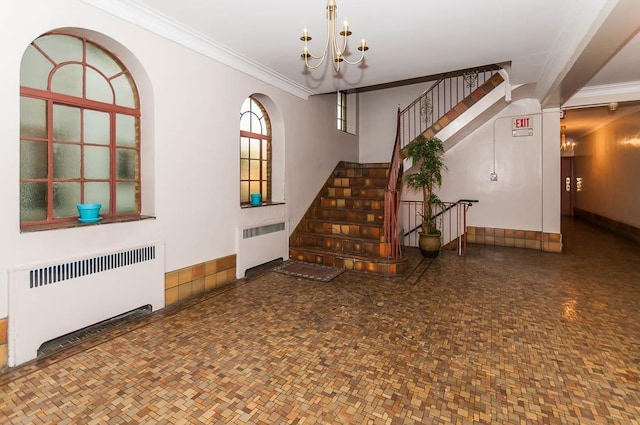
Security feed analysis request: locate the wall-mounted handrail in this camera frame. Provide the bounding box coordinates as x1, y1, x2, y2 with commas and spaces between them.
403, 199, 478, 237
400, 199, 477, 256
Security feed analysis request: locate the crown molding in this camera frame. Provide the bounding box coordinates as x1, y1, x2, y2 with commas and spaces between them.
78, 0, 315, 99
564, 80, 640, 107
572, 80, 640, 98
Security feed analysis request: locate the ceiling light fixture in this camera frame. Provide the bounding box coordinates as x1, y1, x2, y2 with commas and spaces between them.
300, 0, 369, 72
560, 125, 575, 152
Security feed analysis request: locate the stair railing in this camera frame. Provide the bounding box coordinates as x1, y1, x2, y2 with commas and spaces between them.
383, 106, 404, 259
400, 199, 478, 256
384, 64, 500, 260
399, 65, 500, 149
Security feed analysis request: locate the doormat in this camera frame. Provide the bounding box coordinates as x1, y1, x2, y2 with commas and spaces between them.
272, 260, 345, 282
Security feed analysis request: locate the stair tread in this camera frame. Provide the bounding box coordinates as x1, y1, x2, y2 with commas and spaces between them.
304, 217, 384, 227
295, 230, 383, 242
290, 245, 406, 264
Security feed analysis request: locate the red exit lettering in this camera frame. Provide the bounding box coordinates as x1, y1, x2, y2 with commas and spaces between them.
514, 117, 531, 128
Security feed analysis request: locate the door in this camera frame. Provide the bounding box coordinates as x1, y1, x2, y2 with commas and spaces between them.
561, 157, 575, 216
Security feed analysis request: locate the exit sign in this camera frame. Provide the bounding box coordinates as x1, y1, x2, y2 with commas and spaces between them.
512, 117, 533, 137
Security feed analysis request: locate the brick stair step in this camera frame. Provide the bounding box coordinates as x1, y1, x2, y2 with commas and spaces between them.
302, 219, 383, 239
310, 207, 384, 224
320, 198, 385, 210
291, 233, 385, 256
289, 246, 407, 275
330, 177, 388, 189
326, 187, 386, 198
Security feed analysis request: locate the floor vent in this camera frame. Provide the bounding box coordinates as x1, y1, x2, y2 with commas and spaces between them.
37, 305, 152, 357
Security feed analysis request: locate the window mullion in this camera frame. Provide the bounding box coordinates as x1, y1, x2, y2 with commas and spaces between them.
110, 111, 117, 216
47, 99, 54, 221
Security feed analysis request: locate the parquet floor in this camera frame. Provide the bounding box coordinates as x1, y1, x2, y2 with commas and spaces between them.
1, 218, 639, 424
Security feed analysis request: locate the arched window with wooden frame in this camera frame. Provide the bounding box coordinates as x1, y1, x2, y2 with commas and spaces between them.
19, 32, 141, 228
239, 96, 271, 205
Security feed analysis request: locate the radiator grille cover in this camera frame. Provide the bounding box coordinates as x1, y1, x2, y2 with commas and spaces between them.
30, 246, 156, 288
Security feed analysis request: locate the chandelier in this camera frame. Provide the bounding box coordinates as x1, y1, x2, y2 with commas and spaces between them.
300, 0, 369, 72
560, 125, 575, 152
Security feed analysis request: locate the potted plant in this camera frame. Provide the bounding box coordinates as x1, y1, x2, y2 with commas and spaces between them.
404, 134, 446, 258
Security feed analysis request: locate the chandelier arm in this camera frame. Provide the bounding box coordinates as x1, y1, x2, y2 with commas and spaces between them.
341, 50, 366, 65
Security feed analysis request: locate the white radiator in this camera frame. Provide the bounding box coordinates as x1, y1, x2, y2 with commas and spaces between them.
8, 242, 165, 366
236, 221, 289, 277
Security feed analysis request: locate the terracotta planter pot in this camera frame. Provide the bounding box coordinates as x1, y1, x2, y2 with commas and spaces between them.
418, 232, 441, 258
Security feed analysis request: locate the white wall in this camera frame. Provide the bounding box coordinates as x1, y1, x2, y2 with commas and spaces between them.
574, 109, 640, 228
401, 99, 561, 233
358, 82, 434, 163
0, 0, 358, 318
358, 76, 562, 234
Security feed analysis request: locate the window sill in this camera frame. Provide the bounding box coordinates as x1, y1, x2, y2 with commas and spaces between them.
240, 201, 285, 210
20, 215, 156, 233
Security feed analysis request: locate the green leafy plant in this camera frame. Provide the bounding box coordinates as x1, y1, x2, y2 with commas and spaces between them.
404, 134, 447, 234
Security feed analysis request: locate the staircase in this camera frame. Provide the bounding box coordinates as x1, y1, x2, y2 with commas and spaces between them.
290, 65, 507, 275
289, 162, 409, 275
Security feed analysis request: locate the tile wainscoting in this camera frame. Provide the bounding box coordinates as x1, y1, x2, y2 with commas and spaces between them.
466, 226, 562, 253
164, 254, 237, 306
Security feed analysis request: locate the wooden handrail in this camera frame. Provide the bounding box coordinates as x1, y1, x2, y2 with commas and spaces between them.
383, 106, 404, 259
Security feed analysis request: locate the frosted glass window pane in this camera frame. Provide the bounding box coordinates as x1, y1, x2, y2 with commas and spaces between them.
250, 160, 260, 179
112, 73, 136, 108
240, 137, 249, 158
86, 41, 123, 78
262, 181, 267, 196
261, 160, 267, 179
53, 143, 81, 179
85, 182, 110, 211
53, 182, 81, 218
53, 105, 81, 142
116, 183, 137, 213
86, 67, 113, 104
51, 64, 83, 98
84, 146, 110, 179
20, 182, 47, 222
35, 34, 83, 64
116, 149, 137, 179
84, 109, 110, 145
240, 113, 252, 132
20, 97, 47, 139
249, 181, 260, 195
240, 159, 249, 180
116, 114, 137, 147
251, 114, 263, 134
20, 45, 53, 90
262, 139, 268, 153
250, 139, 260, 159
20, 140, 48, 179
240, 182, 249, 203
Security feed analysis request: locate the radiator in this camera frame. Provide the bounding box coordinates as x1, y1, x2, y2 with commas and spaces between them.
8, 242, 165, 366
236, 221, 289, 277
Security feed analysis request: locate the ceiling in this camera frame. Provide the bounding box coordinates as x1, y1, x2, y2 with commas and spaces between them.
84, 0, 640, 135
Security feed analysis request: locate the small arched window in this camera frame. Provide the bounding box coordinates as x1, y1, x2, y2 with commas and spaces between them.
19, 32, 140, 227
239, 97, 271, 205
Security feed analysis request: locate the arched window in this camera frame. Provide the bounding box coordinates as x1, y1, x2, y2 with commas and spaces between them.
239, 97, 271, 205
20, 32, 140, 227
